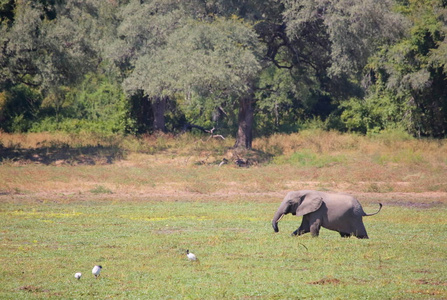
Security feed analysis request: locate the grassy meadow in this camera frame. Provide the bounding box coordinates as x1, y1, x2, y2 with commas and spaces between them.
0, 130, 446, 299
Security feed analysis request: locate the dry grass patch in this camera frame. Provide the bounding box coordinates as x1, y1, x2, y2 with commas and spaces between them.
1, 130, 446, 195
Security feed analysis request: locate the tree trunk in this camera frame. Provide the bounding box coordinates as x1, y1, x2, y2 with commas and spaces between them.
234, 96, 254, 149
152, 96, 167, 133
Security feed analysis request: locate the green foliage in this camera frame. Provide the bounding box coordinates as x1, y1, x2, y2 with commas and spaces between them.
364, 0, 447, 137
283, 0, 407, 77
30, 73, 134, 134
121, 14, 263, 139
340, 93, 404, 134
69, 73, 134, 134
125, 17, 263, 99
0, 0, 118, 133
255, 66, 302, 134
0, 1, 100, 92
0, 84, 42, 132
0, 0, 14, 24
0, 0, 446, 139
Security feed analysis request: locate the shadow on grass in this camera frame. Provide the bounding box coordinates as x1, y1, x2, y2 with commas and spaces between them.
0, 145, 125, 165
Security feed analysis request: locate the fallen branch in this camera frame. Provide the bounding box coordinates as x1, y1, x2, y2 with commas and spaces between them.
218, 158, 228, 167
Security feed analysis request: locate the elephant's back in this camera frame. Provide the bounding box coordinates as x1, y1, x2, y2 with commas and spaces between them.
325, 193, 363, 216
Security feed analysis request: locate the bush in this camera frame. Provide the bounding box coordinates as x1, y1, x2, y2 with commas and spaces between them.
31, 73, 136, 134
339, 95, 403, 134
0, 84, 42, 132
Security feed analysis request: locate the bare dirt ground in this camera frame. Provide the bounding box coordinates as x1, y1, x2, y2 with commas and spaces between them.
2, 188, 446, 209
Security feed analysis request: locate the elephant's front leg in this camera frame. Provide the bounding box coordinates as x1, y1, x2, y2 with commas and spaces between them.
309, 218, 322, 237
292, 216, 310, 236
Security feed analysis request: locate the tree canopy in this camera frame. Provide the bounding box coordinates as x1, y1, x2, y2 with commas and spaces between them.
1, 0, 446, 144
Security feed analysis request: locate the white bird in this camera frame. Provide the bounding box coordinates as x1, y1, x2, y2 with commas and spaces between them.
186, 249, 197, 261
74, 272, 82, 280
92, 265, 102, 279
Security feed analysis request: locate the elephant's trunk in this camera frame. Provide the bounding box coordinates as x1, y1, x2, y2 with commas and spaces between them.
272, 215, 281, 232
272, 210, 285, 233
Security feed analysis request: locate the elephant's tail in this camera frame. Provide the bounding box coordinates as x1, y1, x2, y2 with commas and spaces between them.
364, 203, 382, 216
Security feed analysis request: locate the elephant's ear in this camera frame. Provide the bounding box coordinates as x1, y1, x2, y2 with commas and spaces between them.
295, 194, 323, 216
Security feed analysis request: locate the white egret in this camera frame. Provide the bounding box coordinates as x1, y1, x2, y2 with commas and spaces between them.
92, 265, 102, 278
186, 249, 197, 261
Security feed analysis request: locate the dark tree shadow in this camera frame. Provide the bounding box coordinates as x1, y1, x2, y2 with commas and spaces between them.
0, 145, 125, 165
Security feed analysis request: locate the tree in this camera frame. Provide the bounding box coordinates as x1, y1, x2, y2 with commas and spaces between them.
269, 0, 408, 134
0, 0, 14, 25
0, 0, 106, 131
124, 17, 263, 147
106, 0, 192, 133
362, 0, 447, 137
283, 0, 407, 78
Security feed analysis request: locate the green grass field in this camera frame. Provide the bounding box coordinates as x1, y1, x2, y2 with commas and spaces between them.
1, 196, 446, 299
0, 131, 446, 299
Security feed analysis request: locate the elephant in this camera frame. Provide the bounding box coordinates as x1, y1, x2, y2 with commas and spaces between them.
272, 190, 382, 239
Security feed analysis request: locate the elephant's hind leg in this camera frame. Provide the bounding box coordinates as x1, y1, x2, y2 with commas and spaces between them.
356, 233, 369, 239
353, 222, 369, 239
